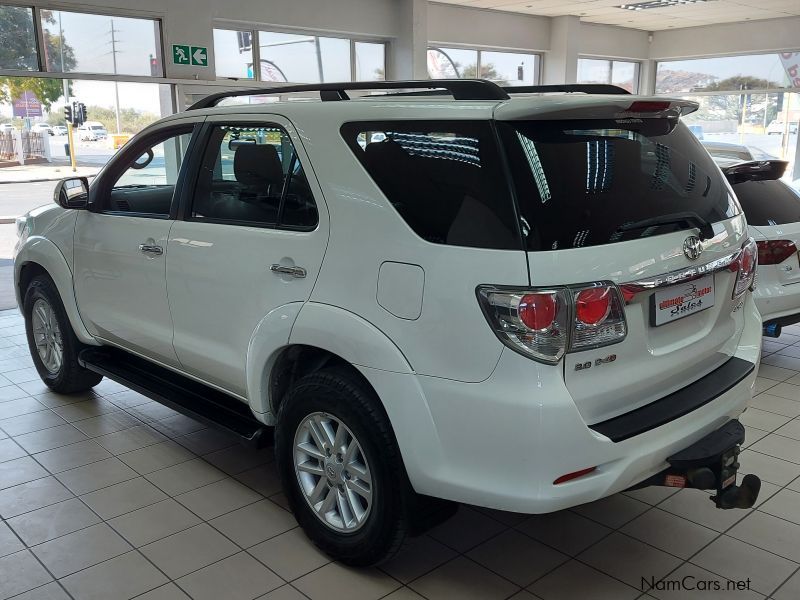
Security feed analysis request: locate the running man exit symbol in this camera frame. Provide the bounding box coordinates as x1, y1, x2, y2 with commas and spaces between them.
172, 45, 190, 65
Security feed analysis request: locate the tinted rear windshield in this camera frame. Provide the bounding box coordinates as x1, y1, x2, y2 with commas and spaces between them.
733, 179, 800, 226
500, 120, 739, 251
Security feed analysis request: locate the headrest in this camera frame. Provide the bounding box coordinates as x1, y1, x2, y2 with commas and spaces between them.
233, 144, 284, 186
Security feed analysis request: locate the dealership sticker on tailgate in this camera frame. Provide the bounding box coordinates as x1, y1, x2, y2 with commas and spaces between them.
653, 273, 715, 326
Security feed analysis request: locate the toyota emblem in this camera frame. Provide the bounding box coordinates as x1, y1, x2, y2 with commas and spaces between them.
683, 236, 703, 261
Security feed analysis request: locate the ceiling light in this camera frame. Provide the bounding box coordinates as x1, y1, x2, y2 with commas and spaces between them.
619, 0, 716, 10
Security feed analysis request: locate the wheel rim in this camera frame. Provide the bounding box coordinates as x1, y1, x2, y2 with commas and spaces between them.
31, 298, 63, 374
293, 412, 373, 533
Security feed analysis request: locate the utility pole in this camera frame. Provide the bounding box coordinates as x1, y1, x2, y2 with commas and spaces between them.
110, 19, 122, 134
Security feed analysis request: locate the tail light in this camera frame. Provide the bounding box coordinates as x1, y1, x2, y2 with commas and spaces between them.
732, 238, 758, 299
477, 283, 627, 364
757, 240, 797, 265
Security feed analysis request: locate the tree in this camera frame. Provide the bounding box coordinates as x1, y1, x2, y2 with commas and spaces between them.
702, 75, 781, 92
0, 8, 76, 110
462, 62, 508, 86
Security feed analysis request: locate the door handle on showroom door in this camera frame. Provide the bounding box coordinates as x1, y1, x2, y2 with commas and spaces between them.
270, 264, 307, 279
139, 244, 164, 256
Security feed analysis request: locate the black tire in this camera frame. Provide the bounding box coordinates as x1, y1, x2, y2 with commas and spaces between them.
23, 273, 103, 393
275, 367, 415, 566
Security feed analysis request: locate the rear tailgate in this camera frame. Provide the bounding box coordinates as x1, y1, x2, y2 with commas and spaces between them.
496, 97, 750, 425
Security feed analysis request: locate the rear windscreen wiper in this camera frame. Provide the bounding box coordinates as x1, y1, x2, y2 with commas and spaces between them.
616, 211, 714, 241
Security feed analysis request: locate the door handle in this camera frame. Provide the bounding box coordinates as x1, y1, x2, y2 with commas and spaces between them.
139, 244, 164, 256
270, 264, 307, 279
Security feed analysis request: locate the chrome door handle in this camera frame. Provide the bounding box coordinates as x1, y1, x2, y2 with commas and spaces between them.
270, 264, 307, 278
139, 244, 163, 256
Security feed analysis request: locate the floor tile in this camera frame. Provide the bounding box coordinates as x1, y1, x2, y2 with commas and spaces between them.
117, 440, 194, 475
0, 520, 24, 557
658, 487, 753, 532
140, 523, 239, 579
174, 477, 262, 520
3, 367, 40, 384
751, 434, 800, 464
428, 506, 507, 553
147, 413, 206, 438
107, 498, 202, 547
466, 529, 567, 587
756, 364, 797, 382
739, 407, 791, 432
516, 510, 612, 556
60, 550, 169, 600
134, 583, 191, 600
175, 428, 238, 455
647, 562, 764, 600
72, 411, 144, 439
0, 397, 45, 420
0, 437, 26, 463
249, 528, 331, 582
691, 534, 797, 595
0, 550, 53, 599
0, 455, 49, 490
758, 487, 800, 525
12, 423, 88, 454
144, 457, 227, 496
775, 418, 800, 441
8, 581, 72, 600
622, 485, 680, 506
578, 532, 682, 587
234, 462, 283, 497
571, 494, 649, 529
50, 398, 118, 423
126, 401, 180, 423
80, 477, 168, 520
738, 449, 800, 486
93, 424, 165, 454
34, 440, 111, 473
749, 394, 800, 418
728, 509, 800, 563
175, 552, 284, 600
0, 476, 73, 518
209, 498, 296, 548
753, 377, 779, 395
0, 409, 66, 436
102, 390, 152, 410
0, 384, 31, 403
528, 559, 639, 600
294, 562, 402, 600
773, 567, 800, 600
761, 354, 800, 371
257, 585, 317, 600
32, 390, 98, 409
379, 535, 456, 584
32, 522, 132, 578
55, 457, 138, 495
204, 445, 274, 475
620, 507, 717, 559
7, 497, 100, 546
760, 382, 800, 402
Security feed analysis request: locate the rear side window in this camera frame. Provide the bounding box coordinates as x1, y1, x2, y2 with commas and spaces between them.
733, 180, 800, 226
500, 120, 740, 251
341, 121, 521, 250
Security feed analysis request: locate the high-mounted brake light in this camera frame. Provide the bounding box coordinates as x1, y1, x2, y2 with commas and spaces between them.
477, 282, 627, 365
626, 100, 672, 113
757, 240, 798, 265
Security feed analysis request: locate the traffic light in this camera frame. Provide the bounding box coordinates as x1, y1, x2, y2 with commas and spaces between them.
78, 103, 87, 125
64, 104, 73, 124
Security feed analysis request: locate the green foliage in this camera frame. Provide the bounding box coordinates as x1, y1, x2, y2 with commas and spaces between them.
461, 63, 508, 86
702, 75, 781, 92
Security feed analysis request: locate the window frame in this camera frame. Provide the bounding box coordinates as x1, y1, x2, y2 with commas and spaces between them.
181, 119, 319, 232
577, 57, 641, 93
426, 44, 542, 86
90, 121, 200, 220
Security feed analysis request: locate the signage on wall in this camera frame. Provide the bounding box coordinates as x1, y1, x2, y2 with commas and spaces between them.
172, 44, 208, 67
12, 91, 42, 118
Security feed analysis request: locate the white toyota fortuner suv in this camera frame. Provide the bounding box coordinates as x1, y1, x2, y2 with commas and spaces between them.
14, 80, 763, 566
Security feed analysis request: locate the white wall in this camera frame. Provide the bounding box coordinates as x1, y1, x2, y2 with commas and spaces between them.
428, 3, 549, 51
580, 23, 650, 60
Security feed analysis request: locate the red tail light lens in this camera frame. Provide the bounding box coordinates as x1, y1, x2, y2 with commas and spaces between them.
575, 288, 612, 325
732, 238, 758, 299
518, 293, 557, 330
757, 240, 797, 265
554, 467, 596, 485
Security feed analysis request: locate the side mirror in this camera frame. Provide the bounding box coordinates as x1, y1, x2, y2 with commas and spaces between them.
722, 160, 789, 185
54, 177, 89, 209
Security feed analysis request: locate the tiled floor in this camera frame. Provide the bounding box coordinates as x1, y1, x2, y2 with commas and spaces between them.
2, 308, 800, 600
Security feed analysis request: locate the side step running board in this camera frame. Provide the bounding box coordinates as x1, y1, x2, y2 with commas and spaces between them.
79, 347, 269, 448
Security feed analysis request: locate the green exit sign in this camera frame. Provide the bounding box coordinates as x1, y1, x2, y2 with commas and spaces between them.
172, 44, 208, 67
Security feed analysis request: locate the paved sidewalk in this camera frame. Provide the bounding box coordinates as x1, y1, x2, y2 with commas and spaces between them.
0, 163, 100, 185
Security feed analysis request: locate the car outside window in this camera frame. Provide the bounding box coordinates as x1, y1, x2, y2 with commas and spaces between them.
732, 180, 800, 226
191, 125, 318, 229
341, 121, 521, 250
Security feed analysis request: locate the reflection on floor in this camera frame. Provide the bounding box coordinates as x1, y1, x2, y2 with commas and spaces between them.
1, 308, 800, 599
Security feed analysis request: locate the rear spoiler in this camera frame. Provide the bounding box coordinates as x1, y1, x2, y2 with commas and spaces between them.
494, 97, 699, 121
721, 160, 788, 184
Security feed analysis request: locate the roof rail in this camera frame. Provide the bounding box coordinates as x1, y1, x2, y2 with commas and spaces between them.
188, 79, 510, 110
503, 84, 631, 95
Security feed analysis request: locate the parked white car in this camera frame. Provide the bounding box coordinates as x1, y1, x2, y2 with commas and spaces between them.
0, 123, 15, 133
30, 123, 54, 135
78, 121, 108, 141
14, 81, 763, 565
767, 120, 799, 135
51, 125, 68, 136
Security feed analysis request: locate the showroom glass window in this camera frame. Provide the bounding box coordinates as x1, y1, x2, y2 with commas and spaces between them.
428, 47, 539, 86
39, 10, 162, 76
214, 29, 254, 79
0, 6, 38, 70
577, 58, 640, 93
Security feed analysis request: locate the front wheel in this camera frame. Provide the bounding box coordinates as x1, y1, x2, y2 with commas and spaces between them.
275, 367, 411, 566
23, 274, 102, 393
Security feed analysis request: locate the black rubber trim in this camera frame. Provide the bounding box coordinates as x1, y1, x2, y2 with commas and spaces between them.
589, 356, 755, 442
79, 347, 269, 447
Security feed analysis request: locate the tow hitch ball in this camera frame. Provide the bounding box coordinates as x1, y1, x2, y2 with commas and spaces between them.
653, 420, 761, 510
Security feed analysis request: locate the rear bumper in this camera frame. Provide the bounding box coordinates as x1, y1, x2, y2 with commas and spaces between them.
362, 293, 762, 513
754, 280, 800, 324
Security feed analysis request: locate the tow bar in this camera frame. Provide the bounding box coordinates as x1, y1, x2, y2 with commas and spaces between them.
635, 420, 761, 509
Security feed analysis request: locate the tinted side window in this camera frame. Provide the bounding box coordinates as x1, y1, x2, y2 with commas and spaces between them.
734, 180, 800, 226
341, 121, 521, 250
192, 125, 318, 229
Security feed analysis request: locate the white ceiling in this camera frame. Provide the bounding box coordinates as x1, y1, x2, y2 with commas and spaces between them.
433, 0, 800, 31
